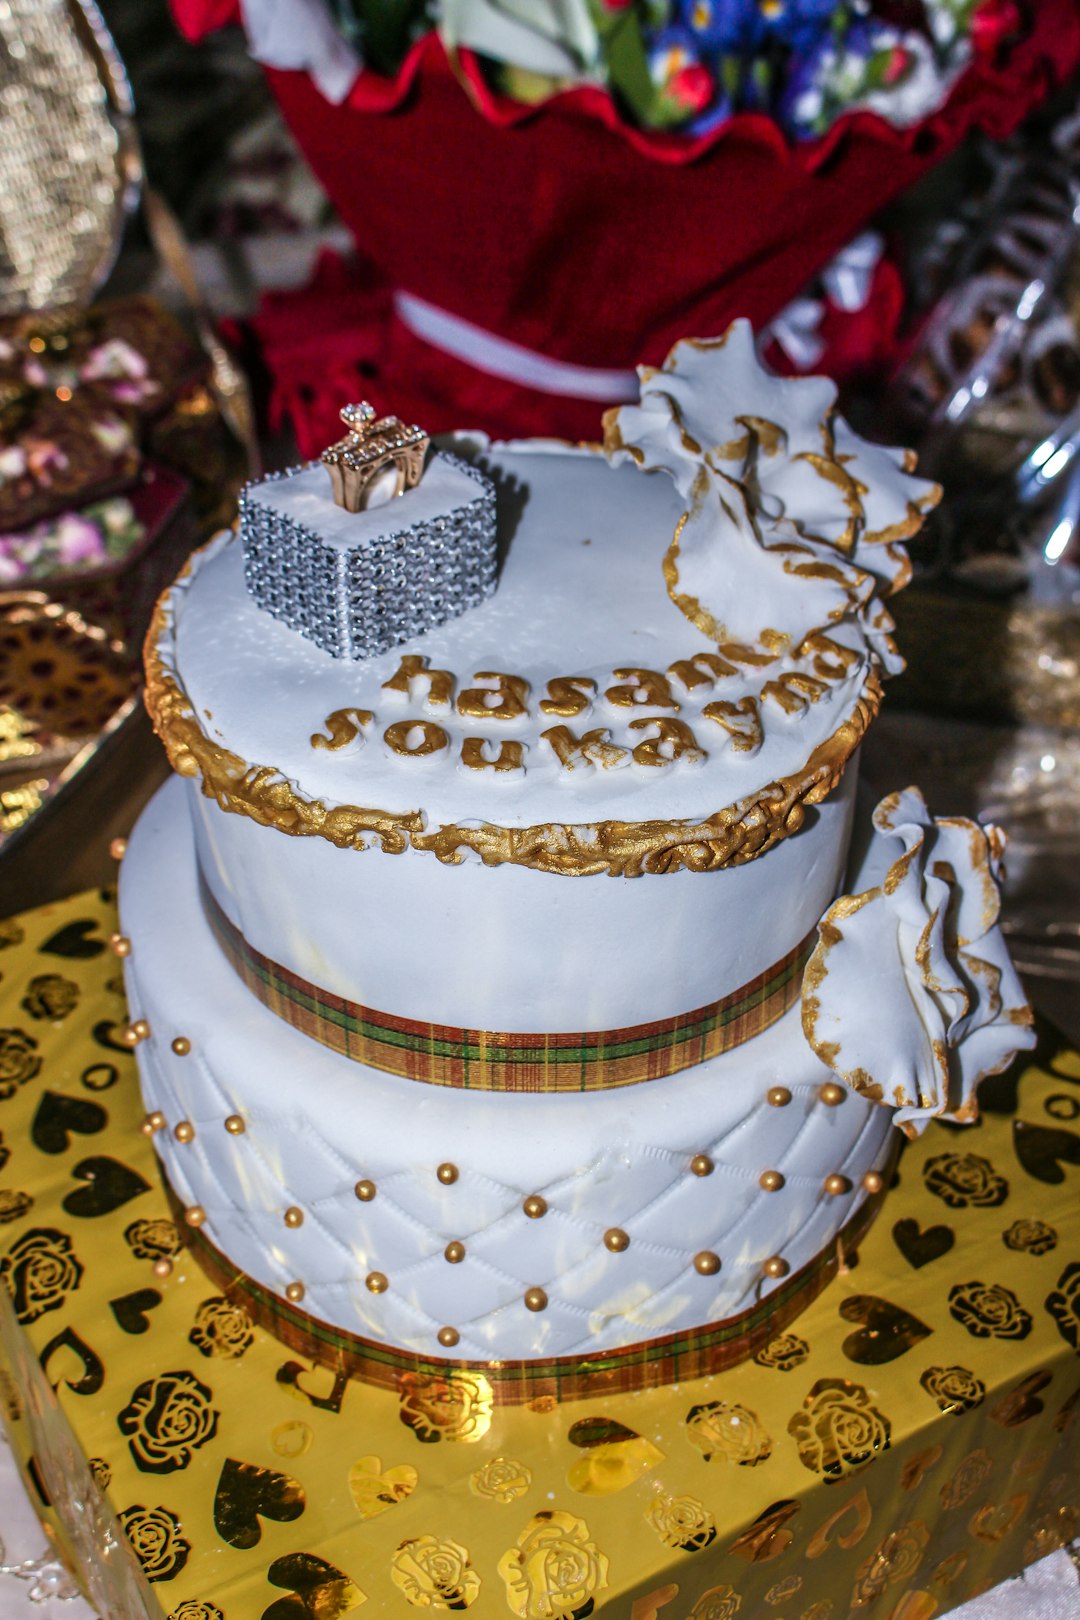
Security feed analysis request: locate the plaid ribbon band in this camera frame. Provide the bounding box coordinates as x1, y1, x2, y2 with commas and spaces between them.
201, 878, 814, 1092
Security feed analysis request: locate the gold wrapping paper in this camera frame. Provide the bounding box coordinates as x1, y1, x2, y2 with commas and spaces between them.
0, 890, 1079, 1620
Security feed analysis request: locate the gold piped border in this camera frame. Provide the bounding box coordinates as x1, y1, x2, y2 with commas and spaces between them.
144, 575, 882, 876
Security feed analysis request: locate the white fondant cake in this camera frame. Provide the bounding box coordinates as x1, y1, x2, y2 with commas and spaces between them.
119, 324, 1034, 1390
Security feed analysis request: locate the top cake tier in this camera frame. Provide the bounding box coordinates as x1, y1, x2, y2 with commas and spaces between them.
144, 326, 936, 1070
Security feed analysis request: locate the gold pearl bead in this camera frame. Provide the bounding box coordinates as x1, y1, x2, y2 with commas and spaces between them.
437, 1326, 460, 1349
819, 1082, 846, 1107
763, 1255, 789, 1279
183, 1205, 206, 1228
284, 1206, 304, 1228
436, 1163, 459, 1185
131, 1019, 151, 1042
152, 1258, 173, 1279
444, 1240, 466, 1264
766, 1086, 792, 1107
171, 1036, 191, 1057
109, 933, 131, 958
689, 1154, 714, 1177
524, 1287, 548, 1312
140, 1111, 165, 1136
693, 1250, 721, 1276
366, 1271, 389, 1294
824, 1173, 852, 1196
224, 1115, 245, 1135
759, 1170, 785, 1192
285, 1281, 305, 1304
522, 1194, 548, 1219
173, 1121, 195, 1144
121, 1025, 141, 1048
604, 1228, 630, 1252
862, 1170, 885, 1194
109, 836, 127, 861
354, 1179, 376, 1201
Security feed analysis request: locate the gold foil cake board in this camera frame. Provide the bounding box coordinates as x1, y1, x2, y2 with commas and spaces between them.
0, 891, 1078, 1620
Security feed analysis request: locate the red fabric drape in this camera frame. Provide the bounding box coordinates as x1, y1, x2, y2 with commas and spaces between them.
173, 3, 1080, 442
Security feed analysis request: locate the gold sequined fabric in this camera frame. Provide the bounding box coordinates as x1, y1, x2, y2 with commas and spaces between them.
0, 0, 139, 313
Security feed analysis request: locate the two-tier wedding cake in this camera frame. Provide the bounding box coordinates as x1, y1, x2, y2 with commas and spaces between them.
116, 322, 1034, 1398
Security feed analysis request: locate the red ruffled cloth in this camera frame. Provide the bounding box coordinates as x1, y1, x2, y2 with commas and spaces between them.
178, 4, 1080, 444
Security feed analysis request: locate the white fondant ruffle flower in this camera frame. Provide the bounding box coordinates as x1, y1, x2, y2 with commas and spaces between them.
802, 788, 1035, 1138
603, 320, 938, 654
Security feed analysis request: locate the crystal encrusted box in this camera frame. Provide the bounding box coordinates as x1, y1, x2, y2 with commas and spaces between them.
240, 450, 497, 661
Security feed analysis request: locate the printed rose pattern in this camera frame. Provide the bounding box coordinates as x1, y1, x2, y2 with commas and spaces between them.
923, 1153, 1008, 1209
119, 1504, 190, 1583
391, 1535, 480, 1609
168, 1605, 224, 1620
188, 1295, 254, 1360
0, 1226, 83, 1322
117, 1370, 219, 1473
948, 1281, 1032, 1340
471, 1456, 532, 1504
20, 974, 79, 1022
498, 1510, 609, 1619
788, 1379, 891, 1481
1045, 1262, 1080, 1351
0, 1028, 41, 1098
753, 1333, 809, 1372
1004, 1219, 1057, 1255
919, 1366, 986, 1415
851, 1521, 929, 1604
88, 1457, 111, 1491
685, 1402, 772, 1466
0, 1190, 30, 1224
689, 1585, 742, 1620
646, 1491, 716, 1552
940, 1449, 993, 1510
124, 1217, 183, 1261
765, 1575, 802, 1606
398, 1372, 493, 1445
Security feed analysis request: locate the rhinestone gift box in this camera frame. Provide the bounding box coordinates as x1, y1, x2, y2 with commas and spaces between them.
239, 451, 497, 661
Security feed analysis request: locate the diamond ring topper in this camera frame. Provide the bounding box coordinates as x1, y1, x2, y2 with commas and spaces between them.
321, 402, 430, 513
240, 406, 497, 660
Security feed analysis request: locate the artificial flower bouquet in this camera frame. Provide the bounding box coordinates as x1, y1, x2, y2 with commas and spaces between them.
173, 0, 1078, 444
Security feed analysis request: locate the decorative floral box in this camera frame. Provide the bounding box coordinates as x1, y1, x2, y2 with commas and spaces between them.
0, 889, 1078, 1620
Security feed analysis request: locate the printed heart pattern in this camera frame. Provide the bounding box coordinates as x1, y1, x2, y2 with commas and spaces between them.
348, 1455, 417, 1520
892, 1218, 955, 1270
38, 1325, 104, 1395
110, 1289, 163, 1336
262, 1553, 364, 1620
31, 1092, 107, 1155
1013, 1120, 1080, 1184
215, 1457, 307, 1550
39, 921, 105, 959
62, 1156, 150, 1218
840, 1296, 932, 1364
726, 1500, 800, 1564
91, 1020, 135, 1056
990, 1369, 1053, 1428
566, 1415, 664, 1495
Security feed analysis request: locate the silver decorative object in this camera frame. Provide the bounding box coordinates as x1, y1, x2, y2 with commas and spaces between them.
240, 452, 497, 660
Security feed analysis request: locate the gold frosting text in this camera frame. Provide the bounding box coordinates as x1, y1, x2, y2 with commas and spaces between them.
309, 639, 862, 775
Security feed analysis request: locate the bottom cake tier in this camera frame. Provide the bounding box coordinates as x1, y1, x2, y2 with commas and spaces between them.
117, 778, 896, 1383
0, 887, 1077, 1620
